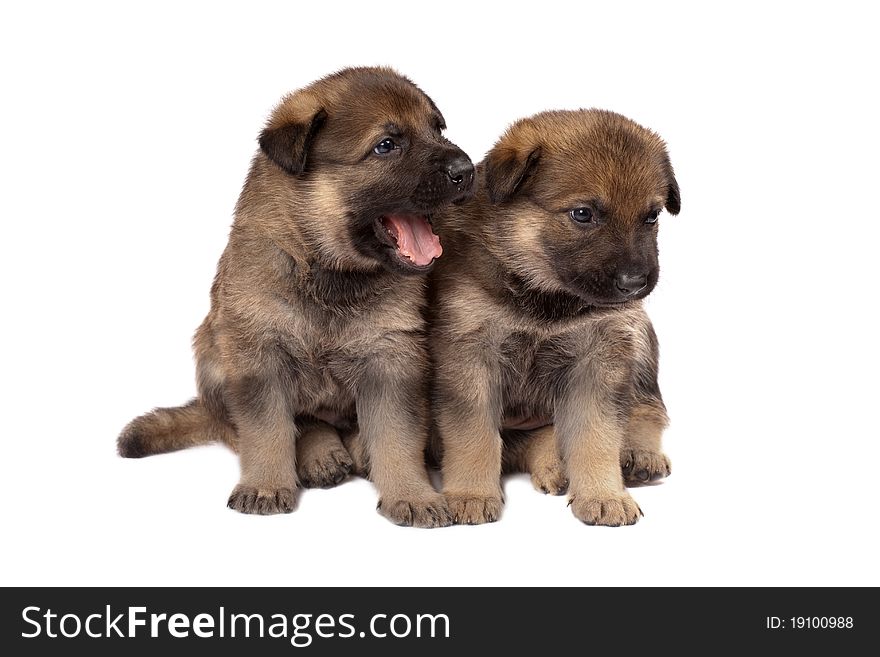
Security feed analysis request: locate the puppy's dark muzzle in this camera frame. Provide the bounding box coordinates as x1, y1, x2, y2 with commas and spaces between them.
412, 152, 476, 208
446, 155, 475, 199
615, 272, 648, 297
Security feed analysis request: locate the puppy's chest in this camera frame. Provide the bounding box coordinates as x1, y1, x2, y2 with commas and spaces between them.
278, 324, 379, 392
497, 331, 579, 404
278, 309, 422, 410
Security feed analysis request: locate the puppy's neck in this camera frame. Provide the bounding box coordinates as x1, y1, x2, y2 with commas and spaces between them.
495, 266, 597, 323
262, 227, 398, 313
299, 260, 398, 312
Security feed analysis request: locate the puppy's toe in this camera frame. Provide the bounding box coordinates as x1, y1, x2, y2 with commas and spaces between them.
446, 493, 503, 525
621, 449, 671, 486
227, 485, 297, 515
377, 494, 452, 529
569, 492, 641, 526
298, 447, 353, 488
530, 461, 568, 495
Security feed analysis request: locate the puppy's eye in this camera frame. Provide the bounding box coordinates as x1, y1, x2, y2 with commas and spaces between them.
645, 210, 660, 225
569, 208, 594, 223
373, 138, 398, 155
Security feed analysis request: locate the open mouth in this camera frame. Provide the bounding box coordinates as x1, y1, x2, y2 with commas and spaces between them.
376, 213, 443, 269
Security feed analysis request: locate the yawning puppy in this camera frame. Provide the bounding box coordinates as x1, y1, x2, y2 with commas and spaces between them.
432, 109, 679, 525
118, 67, 474, 527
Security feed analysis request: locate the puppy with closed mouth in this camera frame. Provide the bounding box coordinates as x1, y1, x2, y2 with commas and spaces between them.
117, 67, 474, 527
431, 109, 679, 526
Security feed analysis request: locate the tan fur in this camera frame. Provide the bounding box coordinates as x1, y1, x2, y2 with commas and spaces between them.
118, 67, 474, 527
438, 354, 505, 524
502, 425, 568, 495
342, 430, 369, 478
296, 421, 353, 489
431, 109, 679, 525
507, 397, 670, 494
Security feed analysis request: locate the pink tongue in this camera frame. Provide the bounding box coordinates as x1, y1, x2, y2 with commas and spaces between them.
384, 214, 442, 266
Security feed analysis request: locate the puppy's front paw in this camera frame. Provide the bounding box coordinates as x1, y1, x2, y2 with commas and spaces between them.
569, 492, 641, 526
297, 446, 352, 488
621, 449, 671, 485
446, 493, 503, 525
227, 485, 297, 515
378, 494, 451, 528
531, 461, 568, 495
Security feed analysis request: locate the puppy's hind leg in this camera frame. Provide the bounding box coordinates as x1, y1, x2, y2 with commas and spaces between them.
341, 429, 370, 478
622, 318, 671, 485
296, 420, 353, 488
502, 426, 568, 495
622, 402, 671, 484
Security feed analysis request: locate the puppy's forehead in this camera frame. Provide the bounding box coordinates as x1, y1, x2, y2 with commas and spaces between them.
269, 68, 442, 154
326, 70, 440, 133
529, 111, 670, 212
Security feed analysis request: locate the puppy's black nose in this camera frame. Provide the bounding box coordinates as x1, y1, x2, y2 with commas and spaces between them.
615, 272, 648, 296
446, 155, 474, 186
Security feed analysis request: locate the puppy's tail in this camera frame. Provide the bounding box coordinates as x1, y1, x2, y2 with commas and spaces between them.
117, 398, 236, 458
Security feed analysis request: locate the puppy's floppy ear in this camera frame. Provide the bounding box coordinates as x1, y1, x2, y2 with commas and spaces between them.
484, 145, 541, 204
662, 155, 680, 215
259, 108, 327, 176
423, 94, 447, 130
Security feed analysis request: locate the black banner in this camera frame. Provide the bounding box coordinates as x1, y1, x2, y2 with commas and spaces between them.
0, 587, 871, 653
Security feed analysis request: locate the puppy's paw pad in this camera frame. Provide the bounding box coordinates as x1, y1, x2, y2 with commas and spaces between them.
569, 493, 641, 526
446, 493, 503, 525
227, 485, 297, 515
378, 495, 451, 528
531, 462, 568, 495
621, 449, 671, 485
298, 447, 353, 488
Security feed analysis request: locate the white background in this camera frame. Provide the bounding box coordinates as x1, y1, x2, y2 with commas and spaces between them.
2, 1, 878, 587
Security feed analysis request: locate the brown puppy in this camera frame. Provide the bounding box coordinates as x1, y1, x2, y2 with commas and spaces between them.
431, 109, 679, 526
117, 67, 474, 527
